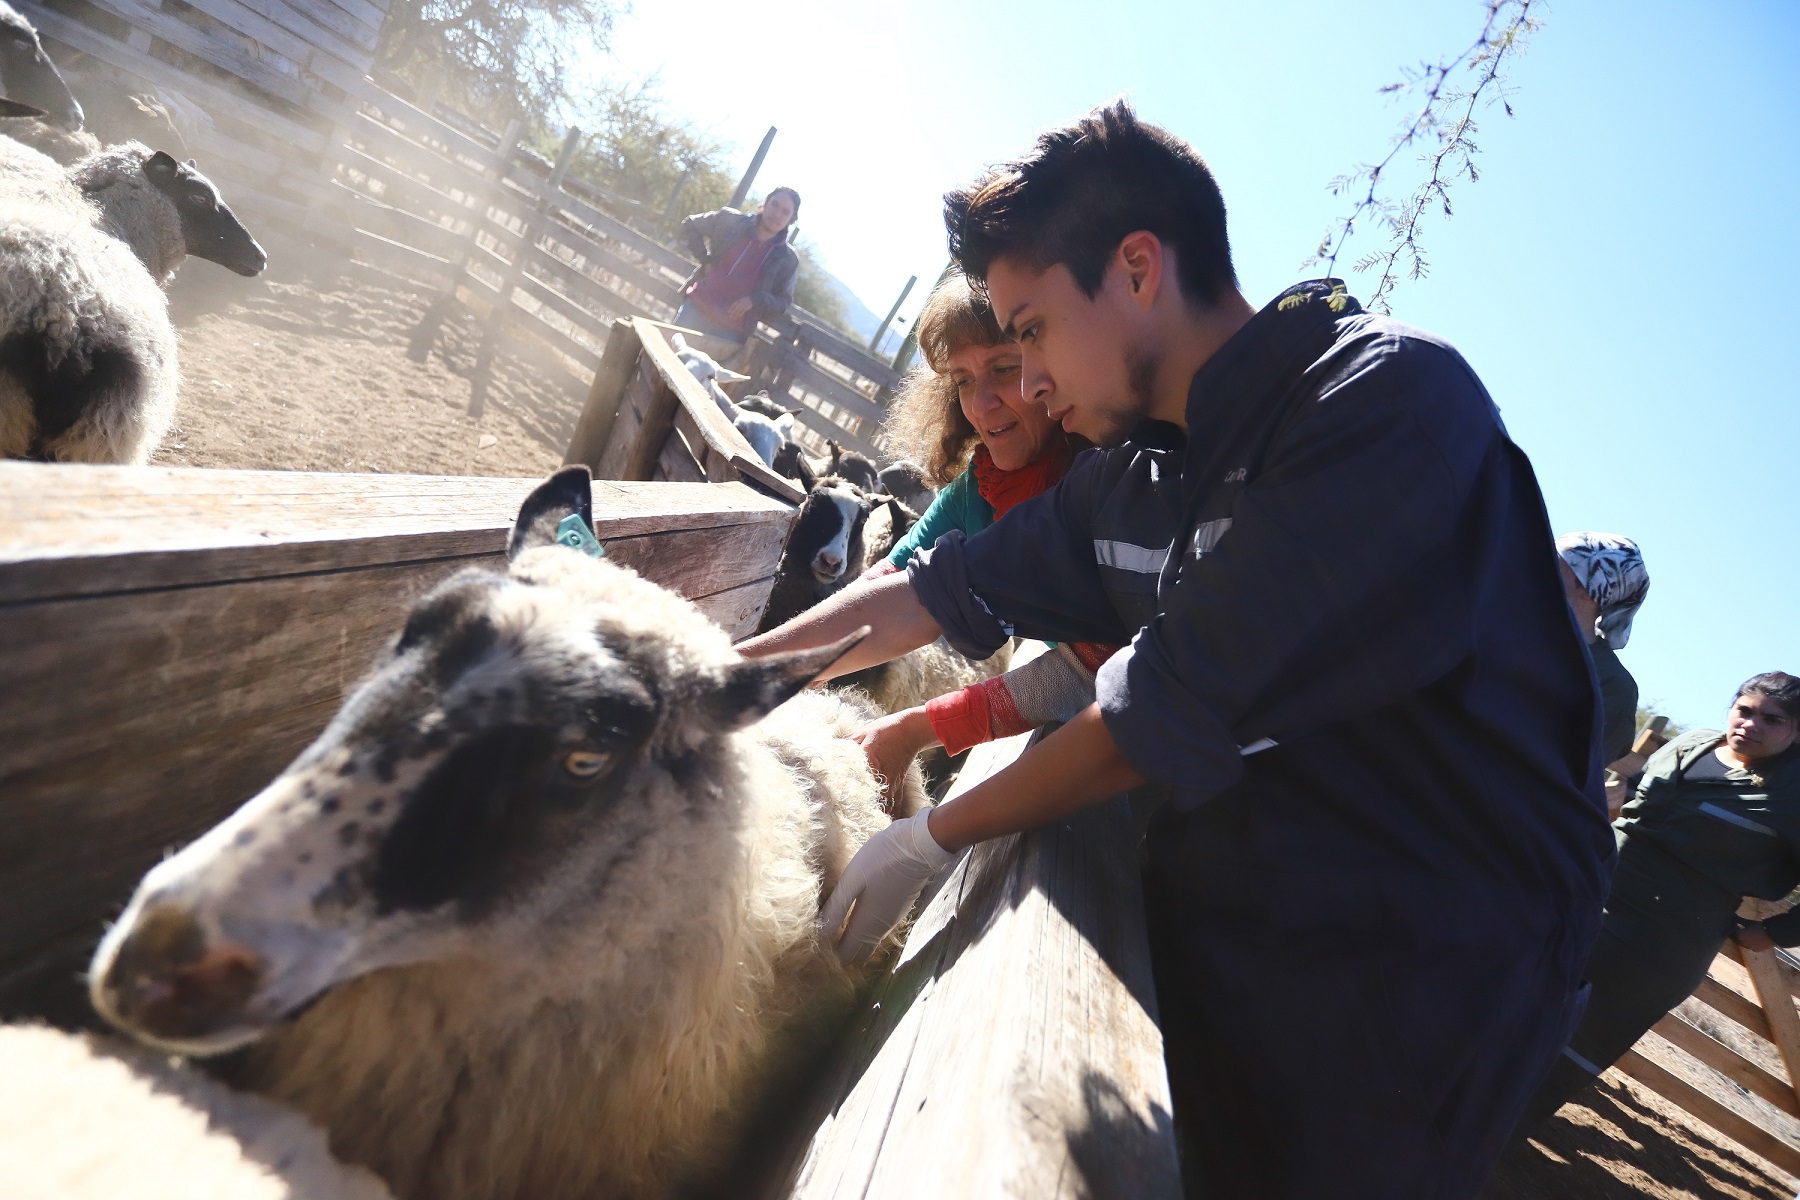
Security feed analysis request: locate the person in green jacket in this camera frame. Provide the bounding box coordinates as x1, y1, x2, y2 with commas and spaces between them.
1519, 670, 1800, 1129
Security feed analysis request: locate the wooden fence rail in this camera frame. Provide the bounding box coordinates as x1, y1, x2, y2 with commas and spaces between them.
1605, 913, 1800, 1177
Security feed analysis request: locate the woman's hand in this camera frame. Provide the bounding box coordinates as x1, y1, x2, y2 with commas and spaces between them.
851, 707, 941, 812
1737, 922, 1778, 953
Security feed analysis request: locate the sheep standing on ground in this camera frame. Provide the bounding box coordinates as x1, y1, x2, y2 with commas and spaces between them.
0, 1024, 393, 1200
88, 468, 925, 1200
0, 138, 265, 461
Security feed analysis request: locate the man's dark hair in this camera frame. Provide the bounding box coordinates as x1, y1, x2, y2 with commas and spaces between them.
1737, 672, 1800, 721
943, 100, 1236, 308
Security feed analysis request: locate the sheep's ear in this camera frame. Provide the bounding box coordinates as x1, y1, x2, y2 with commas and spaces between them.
509, 466, 594, 560
715, 365, 751, 386
707, 628, 869, 730
144, 150, 180, 181
0, 99, 47, 119
670, 332, 689, 354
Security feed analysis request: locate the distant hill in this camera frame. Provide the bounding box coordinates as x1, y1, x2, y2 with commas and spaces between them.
817, 272, 909, 359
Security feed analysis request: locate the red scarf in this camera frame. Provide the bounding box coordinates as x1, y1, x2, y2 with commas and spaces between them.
969, 440, 1075, 520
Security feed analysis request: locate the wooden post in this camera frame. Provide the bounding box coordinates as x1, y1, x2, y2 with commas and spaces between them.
868, 274, 916, 353
563, 318, 643, 472
408, 117, 523, 364
1740, 898, 1800, 1111
468, 125, 583, 417
728, 126, 776, 211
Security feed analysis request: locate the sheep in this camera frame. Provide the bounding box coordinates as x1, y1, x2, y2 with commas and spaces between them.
666, 332, 797, 468
826, 443, 880, 493
878, 459, 936, 515
0, 0, 80, 132
0, 139, 265, 461
88, 466, 926, 1200
771, 437, 818, 490
0, 1024, 394, 1199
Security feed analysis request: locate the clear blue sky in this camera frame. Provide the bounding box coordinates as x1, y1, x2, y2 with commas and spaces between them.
595, 0, 1800, 727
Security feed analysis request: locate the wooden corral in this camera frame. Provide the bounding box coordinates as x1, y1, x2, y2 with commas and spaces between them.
0, 463, 795, 1023
565, 317, 806, 504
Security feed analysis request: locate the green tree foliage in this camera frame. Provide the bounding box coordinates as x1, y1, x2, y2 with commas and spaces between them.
378, 0, 617, 126
567, 77, 736, 222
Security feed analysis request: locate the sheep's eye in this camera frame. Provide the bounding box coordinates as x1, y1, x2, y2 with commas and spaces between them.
562, 749, 610, 778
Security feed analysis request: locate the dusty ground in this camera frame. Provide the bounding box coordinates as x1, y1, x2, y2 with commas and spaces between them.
150, 231, 584, 479
1486, 1072, 1795, 1199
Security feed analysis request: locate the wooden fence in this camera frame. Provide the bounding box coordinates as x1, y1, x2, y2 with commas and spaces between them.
0, 462, 795, 1026
564, 317, 805, 505
19, 0, 900, 457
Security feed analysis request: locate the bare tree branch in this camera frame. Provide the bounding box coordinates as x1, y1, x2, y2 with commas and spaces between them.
1304, 0, 1542, 313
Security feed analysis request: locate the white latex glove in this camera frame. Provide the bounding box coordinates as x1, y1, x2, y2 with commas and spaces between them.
818, 809, 956, 965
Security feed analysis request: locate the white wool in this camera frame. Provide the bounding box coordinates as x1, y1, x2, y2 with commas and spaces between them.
0, 1025, 392, 1200
0, 137, 180, 463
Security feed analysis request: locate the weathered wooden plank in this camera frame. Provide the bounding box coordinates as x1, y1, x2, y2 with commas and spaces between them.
0, 464, 792, 601
1698, 974, 1773, 1041
638, 323, 806, 504
350, 227, 458, 287
23, 4, 327, 153
655, 426, 709, 484
214, 0, 374, 69
791, 319, 902, 393
598, 366, 659, 481
1741, 900, 1800, 1110
778, 721, 1181, 1199
564, 320, 639, 473
691, 573, 777, 641
540, 223, 684, 307
784, 399, 881, 462
80, 0, 314, 107
335, 143, 481, 229
1614, 1049, 1800, 1177
1652, 1013, 1800, 1118
335, 186, 470, 261
777, 351, 887, 426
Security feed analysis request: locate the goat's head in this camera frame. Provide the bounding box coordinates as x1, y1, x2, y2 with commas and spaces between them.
786, 476, 874, 586
90, 467, 863, 1055
142, 150, 266, 276
0, 1, 81, 131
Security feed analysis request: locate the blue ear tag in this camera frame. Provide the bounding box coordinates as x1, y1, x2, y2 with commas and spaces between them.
554, 513, 605, 558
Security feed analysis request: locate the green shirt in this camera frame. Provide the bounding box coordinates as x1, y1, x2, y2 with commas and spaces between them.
885, 467, 995, 568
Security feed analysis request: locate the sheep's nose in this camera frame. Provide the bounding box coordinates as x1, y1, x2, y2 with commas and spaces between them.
94, 904, 262, 1042
815, 550, 844, 577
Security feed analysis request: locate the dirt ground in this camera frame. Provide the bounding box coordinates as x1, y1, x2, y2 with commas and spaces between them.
150, 229, 585, 479
1485, 1072, 1796, 1199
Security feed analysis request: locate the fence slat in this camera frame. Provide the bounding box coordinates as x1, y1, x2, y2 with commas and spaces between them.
1651, 1013, 1800, 1118
1613, 1048, 1800, 1177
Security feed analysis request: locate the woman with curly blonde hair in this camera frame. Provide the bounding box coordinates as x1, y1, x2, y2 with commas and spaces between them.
853, 273, 1115, 795
872, 272, 1079, 570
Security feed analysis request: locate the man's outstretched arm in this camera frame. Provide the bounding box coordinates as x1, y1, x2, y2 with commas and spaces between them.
821, 701, 1145, 963
737, 572, 941, 680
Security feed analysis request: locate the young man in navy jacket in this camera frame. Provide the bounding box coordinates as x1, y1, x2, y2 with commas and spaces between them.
740, 102, 1614, 1198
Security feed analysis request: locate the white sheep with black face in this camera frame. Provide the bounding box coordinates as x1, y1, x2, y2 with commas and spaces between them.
0, 137, 265, 461
89, 467, 925, 1200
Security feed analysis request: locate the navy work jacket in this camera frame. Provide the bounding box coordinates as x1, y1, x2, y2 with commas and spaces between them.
911, 281, 1615, 929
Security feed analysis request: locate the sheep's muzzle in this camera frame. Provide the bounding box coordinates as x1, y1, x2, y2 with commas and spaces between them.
94, 904, 263, 1043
